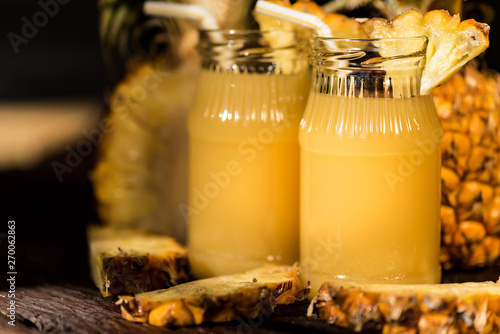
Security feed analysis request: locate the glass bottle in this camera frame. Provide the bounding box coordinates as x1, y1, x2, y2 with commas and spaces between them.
300, 37, 442, 292
187, 30, 310, 278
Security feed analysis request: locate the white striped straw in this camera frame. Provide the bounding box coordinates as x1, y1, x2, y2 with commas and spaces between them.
143, 2, 219, 30
255, 0, 332, 37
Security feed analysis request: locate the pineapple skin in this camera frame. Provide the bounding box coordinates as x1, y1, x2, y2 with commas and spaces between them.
434, 62, 500, 270
309, 281, 500, 333
99, 252, 191, 298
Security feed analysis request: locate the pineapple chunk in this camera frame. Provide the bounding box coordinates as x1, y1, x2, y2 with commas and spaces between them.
363, 9, 490, 95
254, 0, 331, 48
326, 14, 368, 39
87, 225, 190, 297
254, 0, 294, 31
118, 265, 309, 326
308, 281, 500, 333
253, 0, 296, 49
291, 0, 326, 22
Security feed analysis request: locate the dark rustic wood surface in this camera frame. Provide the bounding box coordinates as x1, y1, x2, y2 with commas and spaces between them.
1, 267, 500, 334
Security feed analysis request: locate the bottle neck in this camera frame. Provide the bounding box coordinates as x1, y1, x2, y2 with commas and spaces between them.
198, 30, 308, 75
311, 67, 423, 99
309, 37, 428, 99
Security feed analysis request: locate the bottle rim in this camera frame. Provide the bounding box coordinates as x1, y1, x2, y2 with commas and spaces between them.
199, 29, 297, 34
310, 36, 428, 56
198, 29, 302, 48
311, 36, 428, 43
309, 36, 428, 98
309, 35, 428, 69
197, 29, 308, 74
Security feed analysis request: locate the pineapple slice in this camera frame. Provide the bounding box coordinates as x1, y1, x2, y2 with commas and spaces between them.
87, 225, 191, 297
308, 281, 500, 333
363, 9, 490, 95
118, 265, 309, 326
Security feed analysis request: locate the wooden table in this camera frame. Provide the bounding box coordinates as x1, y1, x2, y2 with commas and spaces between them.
2, 267, 499, 334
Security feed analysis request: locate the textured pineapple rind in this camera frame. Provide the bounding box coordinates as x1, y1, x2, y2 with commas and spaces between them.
309, 281, 500, 333
118, 265, 309, 327
435, 62, 500, 270
87, 225, 191, 297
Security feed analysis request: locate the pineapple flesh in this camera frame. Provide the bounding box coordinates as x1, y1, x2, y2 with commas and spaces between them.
325, 14, 368, 38
118, 265, 309, 327
87, 225, 191, 297
308, 280, 500, 333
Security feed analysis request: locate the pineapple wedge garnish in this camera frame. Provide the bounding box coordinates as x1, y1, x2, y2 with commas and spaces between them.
363, 9, 490, 95
308, 281, 500, 333
118, 265, 309, 327
87, 225, 190, 297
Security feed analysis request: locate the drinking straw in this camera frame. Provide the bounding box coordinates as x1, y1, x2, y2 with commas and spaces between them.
143, 2, 219, 30
255, 0, 332, 37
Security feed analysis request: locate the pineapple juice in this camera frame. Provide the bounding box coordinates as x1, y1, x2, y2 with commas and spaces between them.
187, 30, 309, 278
300, 37, 442, 292
300, 93, 442, 292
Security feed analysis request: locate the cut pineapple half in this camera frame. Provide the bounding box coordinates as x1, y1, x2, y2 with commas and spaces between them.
308, 281, 500, 333
118, 265, 309, 327
363, 9, 490, 95
87, 225, 191, 297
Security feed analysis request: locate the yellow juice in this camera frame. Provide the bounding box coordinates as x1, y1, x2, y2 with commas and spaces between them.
187, 69, 309, 278
300, 92, 442, 293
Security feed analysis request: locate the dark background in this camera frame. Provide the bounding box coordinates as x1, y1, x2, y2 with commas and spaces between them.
0, 0, 499, 285
1, 0, 499, 101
